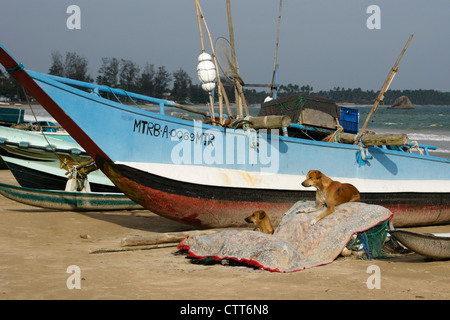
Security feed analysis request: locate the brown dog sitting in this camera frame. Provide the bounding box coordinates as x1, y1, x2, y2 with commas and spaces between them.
297, 170, 360, 225
245, 210, 274, 235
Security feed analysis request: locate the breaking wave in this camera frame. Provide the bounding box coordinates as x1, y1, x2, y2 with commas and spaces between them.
408, 133, 450, 142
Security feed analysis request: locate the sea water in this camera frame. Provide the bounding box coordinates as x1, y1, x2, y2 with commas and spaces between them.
355, 105, 450, 159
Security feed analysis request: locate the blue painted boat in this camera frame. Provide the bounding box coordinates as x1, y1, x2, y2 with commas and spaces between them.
1, 44, 449, 228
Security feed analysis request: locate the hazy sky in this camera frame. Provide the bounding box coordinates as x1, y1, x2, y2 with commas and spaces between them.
1, 0, 449, 92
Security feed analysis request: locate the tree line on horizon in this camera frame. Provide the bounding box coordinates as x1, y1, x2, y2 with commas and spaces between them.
1, 50, 450, 106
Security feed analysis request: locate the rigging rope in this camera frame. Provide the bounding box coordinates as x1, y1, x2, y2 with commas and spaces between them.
21, 86, 96, 191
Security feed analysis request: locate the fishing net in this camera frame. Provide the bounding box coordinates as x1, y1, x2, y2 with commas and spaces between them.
345, 219, 391, 259
259, 94, 340, 124
178, 201, 393, 272
214, 37, 243, 85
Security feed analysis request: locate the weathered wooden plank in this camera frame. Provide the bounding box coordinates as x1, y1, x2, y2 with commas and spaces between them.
340, 133, 409, 146
121, 228, 243, 247
248, 115, 291, 129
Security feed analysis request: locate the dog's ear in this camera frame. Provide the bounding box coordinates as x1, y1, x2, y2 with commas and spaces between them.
259, 211, 266, 219
313, 170, 322, 180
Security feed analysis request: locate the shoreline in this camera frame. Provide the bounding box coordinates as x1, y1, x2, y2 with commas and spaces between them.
0, 169, 449, 300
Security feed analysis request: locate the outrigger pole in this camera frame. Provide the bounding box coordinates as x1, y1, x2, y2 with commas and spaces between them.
355, 34, 414, 143
226, 0, 249, 118
195, 0, 216, 124
270, 0, 283, 98
195, 0, 230, 124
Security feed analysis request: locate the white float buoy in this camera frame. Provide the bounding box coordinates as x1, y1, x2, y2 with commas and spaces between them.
197, 52, 217, 92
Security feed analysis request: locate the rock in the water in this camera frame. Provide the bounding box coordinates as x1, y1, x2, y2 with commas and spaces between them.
389, 96, 414, 109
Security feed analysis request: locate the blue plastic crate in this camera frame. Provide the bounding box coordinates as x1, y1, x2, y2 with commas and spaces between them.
339, 106, 359, 133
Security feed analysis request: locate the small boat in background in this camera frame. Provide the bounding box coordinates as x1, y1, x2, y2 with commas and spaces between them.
0, 104, 70, 139
388, 229, 450, 259
0, 182, 142, 211
0, 126, 118, 192
0, 125, 140, 211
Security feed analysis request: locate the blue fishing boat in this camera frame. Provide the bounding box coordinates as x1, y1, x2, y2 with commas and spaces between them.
0, 44, 449, 228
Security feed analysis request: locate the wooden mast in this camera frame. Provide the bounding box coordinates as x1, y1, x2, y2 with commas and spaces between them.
270, 0, 283, 98
226, 0, 249, 118
195, 0, 215, 124
195, 0, 227, 124
355, 34, 414, 143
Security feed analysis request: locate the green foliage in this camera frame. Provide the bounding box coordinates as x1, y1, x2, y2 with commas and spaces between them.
49, 51, 92, 82
249, 84, 450, 106
0, 67, 26, 101
2, 50, 450, 106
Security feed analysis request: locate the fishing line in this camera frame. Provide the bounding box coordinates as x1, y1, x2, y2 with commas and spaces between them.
21, 86, 58, 155
20, 85, 91, 190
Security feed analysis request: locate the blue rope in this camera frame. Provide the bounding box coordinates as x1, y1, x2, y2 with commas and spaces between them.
360, 233, 372, 260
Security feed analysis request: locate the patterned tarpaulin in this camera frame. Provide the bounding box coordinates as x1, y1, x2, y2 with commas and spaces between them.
178, 201, 393, 272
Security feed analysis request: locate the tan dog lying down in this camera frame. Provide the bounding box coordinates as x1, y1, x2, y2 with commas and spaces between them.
245, 210, 274, 235
297, 170, 360, 225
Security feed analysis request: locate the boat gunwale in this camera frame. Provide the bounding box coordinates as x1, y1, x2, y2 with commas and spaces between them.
0, 181, 127, 198
388, 229, 450, 259
389, 229, 450, 241
0, 139, 88, 156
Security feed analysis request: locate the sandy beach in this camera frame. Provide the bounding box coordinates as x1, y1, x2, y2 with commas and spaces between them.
0, 169, 449, 301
